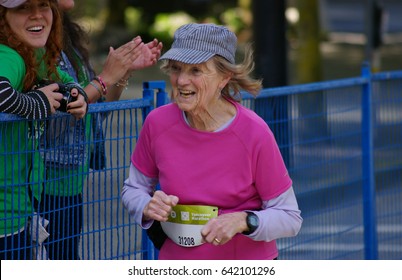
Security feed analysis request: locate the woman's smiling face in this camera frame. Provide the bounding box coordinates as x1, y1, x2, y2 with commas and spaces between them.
168, 59, 230, 113
5, 0, 53, 49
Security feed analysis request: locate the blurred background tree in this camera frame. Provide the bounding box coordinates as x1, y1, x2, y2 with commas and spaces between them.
295, 0, 322, 83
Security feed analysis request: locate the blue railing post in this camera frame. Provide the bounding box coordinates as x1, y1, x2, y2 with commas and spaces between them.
140, 81, 167, 260
141, 228, 156, 260
142, 82, 155, 121
155, 82, 169, 107
142, 80, 168, 122
361, 62, 378, 259
143, 80, 168, 107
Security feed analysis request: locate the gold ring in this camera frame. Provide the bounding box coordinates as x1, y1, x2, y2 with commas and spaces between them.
214, 238, 221, 244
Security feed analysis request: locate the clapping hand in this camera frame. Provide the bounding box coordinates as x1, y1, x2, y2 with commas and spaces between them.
130, 38, 163, 71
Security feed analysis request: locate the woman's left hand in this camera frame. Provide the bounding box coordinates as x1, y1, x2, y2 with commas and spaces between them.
201, 212, 248, 246
67, 89, 87, 119
129, 38, 163, 71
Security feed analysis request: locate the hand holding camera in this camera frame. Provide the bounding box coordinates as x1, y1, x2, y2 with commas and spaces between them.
35, 79, 89, 118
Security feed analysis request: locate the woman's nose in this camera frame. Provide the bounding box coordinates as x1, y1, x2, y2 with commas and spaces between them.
176, 71, 190, 86
29, 6, 44, 19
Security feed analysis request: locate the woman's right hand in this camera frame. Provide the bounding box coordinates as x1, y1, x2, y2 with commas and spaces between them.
143, 190, 179, 222
36, 83, 64, 114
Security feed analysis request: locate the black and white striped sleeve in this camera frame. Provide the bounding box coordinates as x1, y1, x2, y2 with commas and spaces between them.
0, 76, 51, 119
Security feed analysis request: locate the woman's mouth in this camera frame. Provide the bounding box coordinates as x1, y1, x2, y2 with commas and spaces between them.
179, 90, 195, 97
27, 26, 44, 32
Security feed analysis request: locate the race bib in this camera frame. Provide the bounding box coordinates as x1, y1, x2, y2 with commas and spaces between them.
161, 204, 218, 247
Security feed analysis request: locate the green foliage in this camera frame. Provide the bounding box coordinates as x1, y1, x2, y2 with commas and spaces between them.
147, 7, 250, 48
221, 8, 247, 33
125, 7, 142, 34
149, 12, 196, 47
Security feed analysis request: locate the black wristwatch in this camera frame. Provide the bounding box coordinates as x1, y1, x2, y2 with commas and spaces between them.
243, 211, 259, 235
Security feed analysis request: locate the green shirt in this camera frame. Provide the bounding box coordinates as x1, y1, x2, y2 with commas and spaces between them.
0, 44, 74, 236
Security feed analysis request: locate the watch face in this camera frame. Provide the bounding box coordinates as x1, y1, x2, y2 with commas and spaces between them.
248, 214, 259, 228
243, 212, 259, 235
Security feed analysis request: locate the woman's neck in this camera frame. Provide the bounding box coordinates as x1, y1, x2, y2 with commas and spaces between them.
185, 98, 236, 132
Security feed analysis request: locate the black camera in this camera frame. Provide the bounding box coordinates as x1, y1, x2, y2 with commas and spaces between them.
57, 83, 78, 112
35, 79, 79, 112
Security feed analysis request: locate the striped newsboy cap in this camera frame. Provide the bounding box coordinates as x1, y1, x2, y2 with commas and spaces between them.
159, 23, 237, 64
0, 0, 26, 7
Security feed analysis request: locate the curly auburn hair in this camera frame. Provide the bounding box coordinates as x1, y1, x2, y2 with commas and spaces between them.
0, 0, 63, 91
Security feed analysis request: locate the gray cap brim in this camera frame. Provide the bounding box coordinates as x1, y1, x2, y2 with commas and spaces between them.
159, 48, 215, 64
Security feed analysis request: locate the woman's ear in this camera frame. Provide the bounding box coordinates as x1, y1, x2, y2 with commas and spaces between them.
218, 74, 232, 90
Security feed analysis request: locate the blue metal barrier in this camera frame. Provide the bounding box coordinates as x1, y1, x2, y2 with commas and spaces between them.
140, 81, 167, 260
361, 62, 378, 260
239, 66, 402, 260
1, 68, 401, 260
142, 80, 169, 121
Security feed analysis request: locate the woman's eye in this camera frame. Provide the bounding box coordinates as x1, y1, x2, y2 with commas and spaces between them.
170, 65, 180, 72
191, 68, 202, 75
17, 4, 30, 10
39, 1, 51, 9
